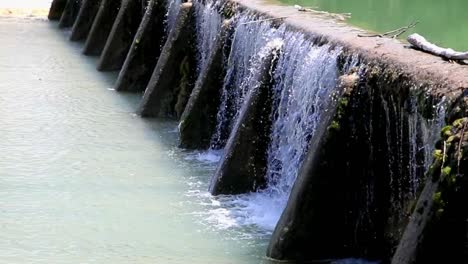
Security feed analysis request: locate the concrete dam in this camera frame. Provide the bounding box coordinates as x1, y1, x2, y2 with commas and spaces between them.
46, 0, 468, 262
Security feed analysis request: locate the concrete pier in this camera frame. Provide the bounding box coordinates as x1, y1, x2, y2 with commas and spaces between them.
70, 0, 103, 41
209, 44, 281, 195
115, 0, 167, 92
178, 21, 232, 149
137, 2, 195, 118
58, 0, 82, 28
83, 0, 122, 56
48, 0, 68, 20
267, 72, 360, 261
97, 0, 144, 71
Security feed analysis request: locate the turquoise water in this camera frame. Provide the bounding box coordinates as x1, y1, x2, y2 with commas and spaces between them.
277, 0, 468, 50
0, 17, 267, 263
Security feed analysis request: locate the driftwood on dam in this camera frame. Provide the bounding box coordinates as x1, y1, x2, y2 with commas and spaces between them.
408, 33, 468, 61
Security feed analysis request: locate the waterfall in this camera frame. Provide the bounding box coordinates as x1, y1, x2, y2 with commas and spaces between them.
264, 31, 341, 200
165, 0, 182, 32
381, 92, 446, 217
240, 31, 342, 230
210, 14, 280, 149
194, 0, 222, 73
206, 24, 345, 231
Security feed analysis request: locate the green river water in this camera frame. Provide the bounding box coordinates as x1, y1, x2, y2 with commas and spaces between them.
0, 17, 267, 263
277, 0, 468, 51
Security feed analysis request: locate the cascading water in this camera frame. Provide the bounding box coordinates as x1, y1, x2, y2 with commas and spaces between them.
165, 0, 182, 31
210, 14, 280, 149
201, 21, 345, 231
194, 0, 222, 73
259, 31, 342, 228
381, 92, 446, 219
179, 4, 450, 261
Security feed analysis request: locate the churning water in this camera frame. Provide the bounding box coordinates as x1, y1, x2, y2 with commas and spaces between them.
0, 17, 267, 263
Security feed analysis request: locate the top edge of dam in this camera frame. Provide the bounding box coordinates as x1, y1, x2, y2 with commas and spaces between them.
229, 0, 468, 100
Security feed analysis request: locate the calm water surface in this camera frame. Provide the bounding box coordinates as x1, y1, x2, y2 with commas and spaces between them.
277, 0, 468, 50
0, 17, 267, 263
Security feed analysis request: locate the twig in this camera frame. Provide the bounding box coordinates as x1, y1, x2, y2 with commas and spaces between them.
294, 5, 351, 21
240, 16, 288, 25
358, 21, 419, 38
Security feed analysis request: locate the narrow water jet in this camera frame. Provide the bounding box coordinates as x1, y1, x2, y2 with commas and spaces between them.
70, 0, 103, 41
115, 0, 167, 92
97, 0, 145, 71
138, 2, 196, 118
209, 39, 282, 195
83, 0, 122, 56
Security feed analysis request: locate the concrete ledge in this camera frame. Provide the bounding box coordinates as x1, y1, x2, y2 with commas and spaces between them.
231, 0, 468, 99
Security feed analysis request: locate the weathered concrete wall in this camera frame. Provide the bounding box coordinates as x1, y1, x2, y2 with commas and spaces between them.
114, 0, 167, 92
97, 0, 145, 71
70, 0, 102, 41
138, 2, 196, 118
83, 0, 122, 56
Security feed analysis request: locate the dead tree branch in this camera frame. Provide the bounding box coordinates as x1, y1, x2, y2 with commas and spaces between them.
358, 21, 418, 38
407, 33, 468, 61
294, 5, 351, 21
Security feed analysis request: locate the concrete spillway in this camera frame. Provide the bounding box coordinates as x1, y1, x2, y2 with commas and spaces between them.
48, 0, 468, 263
